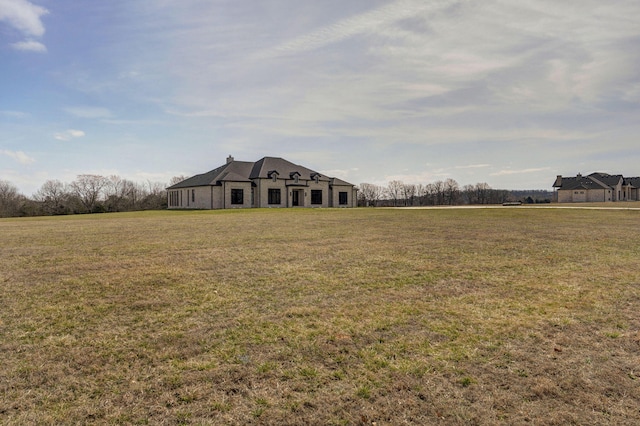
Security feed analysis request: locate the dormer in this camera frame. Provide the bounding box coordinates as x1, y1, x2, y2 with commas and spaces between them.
310, 172, 321, 184
290, 171, 301, 184
268, 170, 279, 182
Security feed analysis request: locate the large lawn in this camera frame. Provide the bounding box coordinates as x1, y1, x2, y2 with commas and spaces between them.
1, 207, 639, 424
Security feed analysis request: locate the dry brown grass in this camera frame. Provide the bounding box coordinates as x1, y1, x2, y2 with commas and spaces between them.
1, 207, 639, 425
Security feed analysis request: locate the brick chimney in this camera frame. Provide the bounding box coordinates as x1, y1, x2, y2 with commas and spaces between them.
226, 155, 234, 164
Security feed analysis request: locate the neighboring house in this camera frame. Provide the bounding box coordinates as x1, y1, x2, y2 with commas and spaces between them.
167, 156, 358, 209
553, 172, 640, 202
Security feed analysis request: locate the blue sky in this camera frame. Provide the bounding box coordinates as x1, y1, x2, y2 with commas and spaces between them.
1, 0, 639, 195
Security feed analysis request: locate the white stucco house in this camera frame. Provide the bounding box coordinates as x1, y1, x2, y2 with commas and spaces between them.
167, 156, 358, 209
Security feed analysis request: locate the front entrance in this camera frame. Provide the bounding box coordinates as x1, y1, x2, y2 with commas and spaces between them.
291, 189, 303, 207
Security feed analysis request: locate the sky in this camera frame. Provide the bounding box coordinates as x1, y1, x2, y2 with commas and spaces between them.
1, 0, 639, 195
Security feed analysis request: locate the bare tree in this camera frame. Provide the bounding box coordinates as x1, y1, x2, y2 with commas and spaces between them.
415, 184, 427, 206
0, 180, 23, 217
71, 174, 108, 213
488, 189, 510, 204
169, 175, 188, 186
443, 178, 460, 205
104, 175, 138, 212
139, 180, 167, 209
475, 182, 491, 204
431, 180, 445, 205
386, 180, 404, 207
462, 182, 493, 205
402, 183, 417, 206
34, 179, 70, 215
462, 184, 476, 205
421, 183, 435, 205
358, 183, 384, 207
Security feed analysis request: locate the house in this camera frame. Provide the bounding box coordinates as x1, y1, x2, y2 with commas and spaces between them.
552, 172, 640, 202
167, 156, 358, 209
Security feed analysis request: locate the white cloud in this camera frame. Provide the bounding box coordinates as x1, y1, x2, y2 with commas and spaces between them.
54, 129, 86, 141
1, 149, 35, 164
11, 39, 46, 52
0, 0, 48, 50
0, 0, 48, 36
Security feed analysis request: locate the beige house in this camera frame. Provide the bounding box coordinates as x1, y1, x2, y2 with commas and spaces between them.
553, 172, 640, 203
167, 156, 358, 209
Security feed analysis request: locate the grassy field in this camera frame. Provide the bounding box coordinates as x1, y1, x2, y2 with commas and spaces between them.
1, 207, 639, 425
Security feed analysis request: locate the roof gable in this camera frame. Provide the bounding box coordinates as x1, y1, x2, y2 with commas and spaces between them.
167, 161, 253, 189
554, 175, 609, 190
250, 157, 330, 181
588, 172, 623, 187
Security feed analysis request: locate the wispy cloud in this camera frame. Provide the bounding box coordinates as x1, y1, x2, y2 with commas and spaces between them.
130, 0, 637, 138
274, 0, 456, 55
0, 0, 48, 50
11, 39, 46, 52
0, 110, 28, 118
64, 107, 112, 119
491, 167, 550, 176
54, 129, 86, 141
320, 168, 360, 181
456, 164, 491, 169
1, 149, 35, 164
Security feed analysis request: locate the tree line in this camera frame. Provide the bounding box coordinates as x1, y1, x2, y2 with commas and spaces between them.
357, 179, 552, 207
0, 175, 552, 218
0, 175, 184, 218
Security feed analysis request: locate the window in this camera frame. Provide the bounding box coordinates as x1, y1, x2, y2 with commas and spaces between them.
311, 190, 322, 205
272, 174, 277, 182
192, 189, 195, 202
268, 188, 281, 204
231, 188, 243, 205
339, 191, 348, 205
